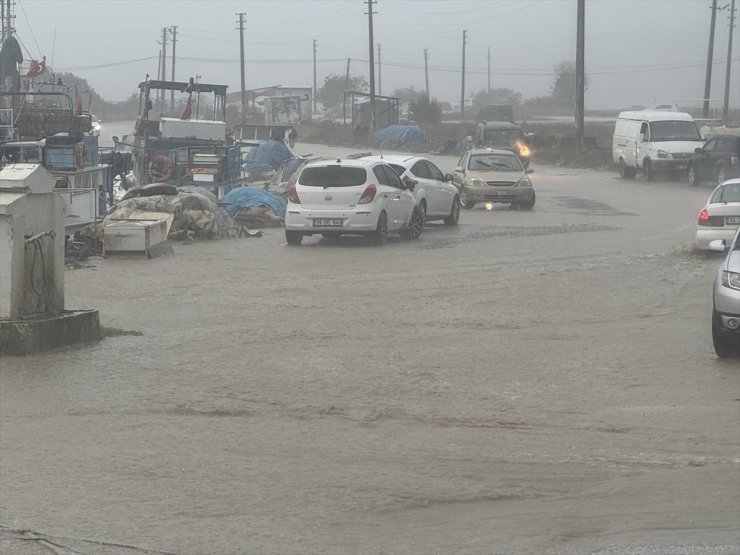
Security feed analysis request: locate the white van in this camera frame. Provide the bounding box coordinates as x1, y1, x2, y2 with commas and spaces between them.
612, 110, 704, 180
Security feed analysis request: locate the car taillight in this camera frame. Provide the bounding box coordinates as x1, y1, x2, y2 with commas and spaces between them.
358, 183, 377, 204
731, 156, 738, 167
402, 176, 419, 188
288, 182, 301, 204
698, 208, 724, 226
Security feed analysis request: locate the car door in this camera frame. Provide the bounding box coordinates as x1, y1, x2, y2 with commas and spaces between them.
409, 159, 437, 215
696, 138, 719, 181
374, 164, 412, 230
636, 121, 650, 168
424, 160, 455, 216
453, 152, 469, 188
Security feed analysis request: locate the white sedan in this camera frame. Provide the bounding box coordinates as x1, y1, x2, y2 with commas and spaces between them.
696, 179, 740, 250
284, 157, 424, 246
360, 155, 460, 226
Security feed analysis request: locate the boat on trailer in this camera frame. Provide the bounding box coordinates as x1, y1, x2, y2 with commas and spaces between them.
115, 78, 246, 200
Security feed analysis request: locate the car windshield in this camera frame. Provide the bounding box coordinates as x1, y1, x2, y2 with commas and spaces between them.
299, 166, 367, 187
483, 129, 524, 147
650, 120, 701, 141
468, 153, 522, 171
711, 183, 740, 203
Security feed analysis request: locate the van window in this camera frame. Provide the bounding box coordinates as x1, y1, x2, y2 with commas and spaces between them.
650, 120, 701, 141
640, 122, 650, 142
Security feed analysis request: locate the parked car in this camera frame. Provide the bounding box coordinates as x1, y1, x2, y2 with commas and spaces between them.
687, 134, 740, 187
451, 148, 535, 210
360, 155, 459, 226
708, 225, 740, 358
284, 158, 424, 246
695, 179, 740, 250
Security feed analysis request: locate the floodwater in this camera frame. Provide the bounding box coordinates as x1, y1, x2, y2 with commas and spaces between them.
1, 144, 739, 555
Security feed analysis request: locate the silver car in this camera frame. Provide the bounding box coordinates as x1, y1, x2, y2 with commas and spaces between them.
709, 225, 740, 358
452, 148, 535, 210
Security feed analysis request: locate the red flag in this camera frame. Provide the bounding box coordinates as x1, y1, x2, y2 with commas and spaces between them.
26, 56, 46, 78
180, 95, 192, 120
76, 92, 83, 113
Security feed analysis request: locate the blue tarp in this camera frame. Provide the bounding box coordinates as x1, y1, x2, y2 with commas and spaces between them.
454, 137, 476, 155
374, 125, 430, 149
281, 158, 304, 182
242, 139, 294, 174
221, 186, 286, 218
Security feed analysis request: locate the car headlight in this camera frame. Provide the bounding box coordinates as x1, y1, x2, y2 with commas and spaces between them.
721, 271, 740, 290
657, 150, 669, 159
471, 178, 486, 187
516, 178, 531, 188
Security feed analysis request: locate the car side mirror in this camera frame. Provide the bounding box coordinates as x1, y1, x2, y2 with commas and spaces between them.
708, 239, 728, 252
526, 168, 534, 174
454, 166, 463, 172
445, 173, 454, 181
695, 147, 704, 154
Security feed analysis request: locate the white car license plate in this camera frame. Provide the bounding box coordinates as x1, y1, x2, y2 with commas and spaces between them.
313, 218, 343, 227
726, 216, 740, 225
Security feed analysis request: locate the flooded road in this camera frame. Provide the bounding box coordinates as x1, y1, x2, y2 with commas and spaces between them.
1, 144, 738, 554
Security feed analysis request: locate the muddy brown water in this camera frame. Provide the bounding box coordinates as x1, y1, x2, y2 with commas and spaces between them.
1, 144, 738, 555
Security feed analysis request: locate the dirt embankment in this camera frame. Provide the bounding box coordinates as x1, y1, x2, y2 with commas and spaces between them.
296, 120, 616, 170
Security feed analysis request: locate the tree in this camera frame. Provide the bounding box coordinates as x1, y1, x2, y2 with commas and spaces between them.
318, 73, 369, 110
408, 95, 442, 124
472, 88, 523, 109
549, 61, 588, 109
392, 85, 422, 103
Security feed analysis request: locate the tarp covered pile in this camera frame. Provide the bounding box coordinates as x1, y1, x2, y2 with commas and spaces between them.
103, 186, 231, 240
221, 186, 286, 228
242, 139, 295, 178
374, 125, 430, 149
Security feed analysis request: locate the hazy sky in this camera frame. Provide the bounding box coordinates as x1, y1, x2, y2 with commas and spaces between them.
9, 0, 739, 111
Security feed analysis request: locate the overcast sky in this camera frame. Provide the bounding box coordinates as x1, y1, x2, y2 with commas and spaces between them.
9, 0, 739, 111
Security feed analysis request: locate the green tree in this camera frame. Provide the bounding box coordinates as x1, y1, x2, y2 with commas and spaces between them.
472, 88, 523, 109
318, 73, 369, 109
549, 61, 588, 109
408, 95, 442, 124
392, 85, 422, 103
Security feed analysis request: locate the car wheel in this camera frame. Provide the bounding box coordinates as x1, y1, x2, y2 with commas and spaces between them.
285, 230, 303, 246
518, 191, 536, 210
644, 159, 655, 181
400, 207, 423, 240
619, 158, 636, 179
444, 196, 460, 226
712, 309, 738, 358
717, 166, 727, 186
460, 189, 475, 209
688, 163, 699, 187
418, 200, 427, 226
367, 210, 388, 246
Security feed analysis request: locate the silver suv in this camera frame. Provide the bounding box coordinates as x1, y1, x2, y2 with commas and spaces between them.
709, 225, 740, 358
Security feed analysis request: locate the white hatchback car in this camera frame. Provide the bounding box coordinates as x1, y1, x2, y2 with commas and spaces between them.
284, 158, 424, 246
696, 179, 740, 250
360, 155, 460, 226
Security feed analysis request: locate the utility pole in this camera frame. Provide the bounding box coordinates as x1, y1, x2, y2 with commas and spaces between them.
487, 46, 491, 95
313, 39, 317, 113
461, 30, 467, 118
724, 0, 736, 122
366, 0, 376, 132
575, 0, 585, 152
237, 12, 247, 123
377, 43, 382, 96
160, 27, 168, 112
170, 25, 178, 113
424, 49, 429, 98
704, 0, 721, 118
344, 57, 351, 92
